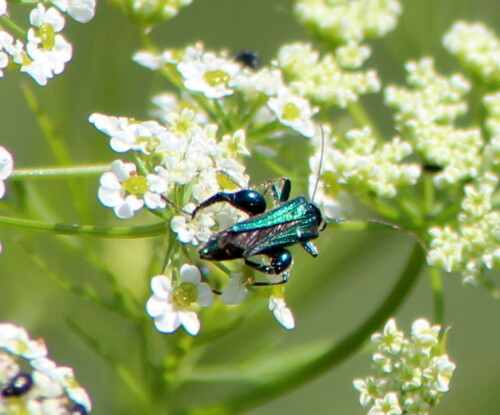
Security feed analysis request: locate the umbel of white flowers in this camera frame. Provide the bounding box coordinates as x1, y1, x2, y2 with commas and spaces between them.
353, 318, 456, 415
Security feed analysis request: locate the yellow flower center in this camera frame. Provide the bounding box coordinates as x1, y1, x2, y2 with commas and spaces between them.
282, 102, 300, 121
123, 176, 148, 195
39, 23, 56, 50
204, 70, 230, 87
137, 136, 161, 153
173, 282, 198, 307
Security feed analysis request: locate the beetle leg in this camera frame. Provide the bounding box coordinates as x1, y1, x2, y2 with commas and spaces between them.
259, 178, 291, 205
244, 248, 292, 275
192, 189, 267, 217
250, 271, 290, 286
301, 241, 319, 257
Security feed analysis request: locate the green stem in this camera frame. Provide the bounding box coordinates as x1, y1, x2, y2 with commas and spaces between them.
0, 215, 168, 238
10, 164, 109, 180
0, 16, 26, 38
429, 266, 444, 326
179, 242, 426, 415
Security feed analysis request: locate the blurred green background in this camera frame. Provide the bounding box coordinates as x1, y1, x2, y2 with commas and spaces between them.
0, 0, 499, 414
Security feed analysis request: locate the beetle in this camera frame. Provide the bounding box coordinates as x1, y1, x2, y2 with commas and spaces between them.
235, 50, 261, 70
193, 178, 326, 283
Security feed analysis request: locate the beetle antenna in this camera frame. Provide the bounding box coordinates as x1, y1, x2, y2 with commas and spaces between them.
311, 122, 325, 203
334, 218, 428, 252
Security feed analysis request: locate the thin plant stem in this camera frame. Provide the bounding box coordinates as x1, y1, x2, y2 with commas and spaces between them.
429, 266, 444, 327
10, 164, 110, 180
0, 215, 168, 238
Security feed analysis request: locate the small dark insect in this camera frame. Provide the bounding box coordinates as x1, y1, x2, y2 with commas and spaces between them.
423, 163, 444, 173
2, 372, 34, 397
71, 404, 89, 415
194, 178, 326, 283
235, 50, 261, 70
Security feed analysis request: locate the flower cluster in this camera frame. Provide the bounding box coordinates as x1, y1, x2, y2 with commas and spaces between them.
294, 0, 402, 45
92, 43, 324, 334
309, 125, 420, 219
443, 21, 500, 85
108, 0, 192, 27
381, 44, 500, 291
277, 42, 380, 108
133, 42, 319, 137
385, 58, 481, 187
90, 110, 250, 248
427, 173, 500, 289
483, 91, 500, 166
0, 0, 95, 85
146, 264, 296, 335
0, 322, 91, 414
353, 319, 456, 415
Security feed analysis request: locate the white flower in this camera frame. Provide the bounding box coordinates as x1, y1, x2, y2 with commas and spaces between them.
355, 319, 455, 415
170, 209, 216, 246
0, 0, 7, 17
0, 323, 47, 359
268, 295, 295, 330
89, 113, 169, 154
353, 377, 386, 407
294, 0, 402, 44
368, 392, 402, 415
31, 358, 92, 411
221, 274, 248, 305
30, 4, 66, 30
133, 50, 178, 70
0, 146, 13, 199
0, 322, 91, 412
51, 0, 96, 23
443, 21, 500, 84
98, 160, 167, 219
410, 319, 440, 354
335, 42, 372, 69
21, 5, 72, 85
267, 89, 317, 137
146, 265, 214, 336
218, 129, 251, 157
371, 319, 404, 355
0, 31, 24, 65
231, 67, 285, 99
178, 49, 241, 99
427, 226, 464, 272
423, 355, 456, 393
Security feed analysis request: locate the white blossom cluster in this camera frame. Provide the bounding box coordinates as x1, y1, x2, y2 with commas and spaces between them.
308, 125, 420, 220
483, 92, 500, 166
428, 173, 500, 288
93, 43, 321, 336
353, 319, 456, 415
89, 110, 250, 248
277, 42, 381, 108
443, 21, 500, 85
0, 0, 95, 85
133, 42, 319, 138
145, 263, 295, 335
294, 0, 402, 44
111, 0, 192, 26
385, 58, 483, 187
0, 322, 91, 414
